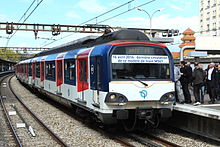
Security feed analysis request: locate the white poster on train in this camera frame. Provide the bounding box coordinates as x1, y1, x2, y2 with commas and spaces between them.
111, 55, 169, 64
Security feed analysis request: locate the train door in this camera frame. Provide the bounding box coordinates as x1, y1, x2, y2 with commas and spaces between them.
92, 56, 102, 107
40, 60, 45, 88
32, 61, 36, 85
77, 56, 89, 103
26, 63, 28, 78
56, 59, 63, 95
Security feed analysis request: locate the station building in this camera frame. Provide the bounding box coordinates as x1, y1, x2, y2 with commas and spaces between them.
200, 0, 220, 36
0, 58, 16, 72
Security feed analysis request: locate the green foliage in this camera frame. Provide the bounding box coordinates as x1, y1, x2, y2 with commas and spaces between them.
0, 48, 22, 62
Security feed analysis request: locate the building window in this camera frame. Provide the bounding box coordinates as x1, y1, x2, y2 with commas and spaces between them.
207, 0, 210, 8
213, 0, 216, 6
213, 22, 216, 30
207, 24, 210, 31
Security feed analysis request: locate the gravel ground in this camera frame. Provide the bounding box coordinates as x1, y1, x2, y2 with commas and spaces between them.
11, 76, 220, 147
11, 77, 125, 147
147, 128, 219, 147
0, 104, 16, 147
1, 76, 59, 147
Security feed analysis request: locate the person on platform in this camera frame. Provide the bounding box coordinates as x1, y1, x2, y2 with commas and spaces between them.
199, 64, 206, 103
174, 64, 184, 104
180, 61, 192, 103
206, 62, 217, 104
215, 64, 220, 101
186, 62, 193, 85
192, 63, 206, 106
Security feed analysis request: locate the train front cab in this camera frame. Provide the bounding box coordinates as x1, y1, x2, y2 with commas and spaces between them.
91, 43, 175, 127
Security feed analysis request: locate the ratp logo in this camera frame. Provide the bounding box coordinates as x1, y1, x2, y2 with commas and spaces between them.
139, 90, 147, 99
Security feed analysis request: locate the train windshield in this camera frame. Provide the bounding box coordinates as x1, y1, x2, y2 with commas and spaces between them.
111, 45, 171, 80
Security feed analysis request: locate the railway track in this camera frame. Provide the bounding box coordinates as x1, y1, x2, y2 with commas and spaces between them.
127, 133, 181, 147
7, 74, 220, 146
0, 74, 21, 147
11, 76, 181, 147
0, 74, 69, 147
24, 86, 180, 147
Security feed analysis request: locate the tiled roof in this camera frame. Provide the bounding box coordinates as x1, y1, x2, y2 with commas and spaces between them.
183, 28, 195, 34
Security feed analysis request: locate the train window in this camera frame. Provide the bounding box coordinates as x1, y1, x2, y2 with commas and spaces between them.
46, 61, 55, 81
112, 63, 170, 80
23, 64, 26, 74
64, 59, 75, 85
36, 62, 40, 78
25, 64, 28, 77
112, 46, 166, 55
28, 63, 32, 76
111, 45, 170, 80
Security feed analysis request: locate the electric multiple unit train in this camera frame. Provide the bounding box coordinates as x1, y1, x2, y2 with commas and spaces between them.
16, 30, 175, 131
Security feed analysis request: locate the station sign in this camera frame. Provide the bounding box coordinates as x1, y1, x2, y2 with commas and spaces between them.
111, 55, 169, 64
188, 51, 207, 57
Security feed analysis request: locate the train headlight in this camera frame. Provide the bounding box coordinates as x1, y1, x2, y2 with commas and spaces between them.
105, 92, 128, 106
110, 94, 116, 100
159, 92, 175, 104
168, 93, 174, 99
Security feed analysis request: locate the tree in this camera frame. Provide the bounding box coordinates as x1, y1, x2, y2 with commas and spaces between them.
0, 48, 22, 62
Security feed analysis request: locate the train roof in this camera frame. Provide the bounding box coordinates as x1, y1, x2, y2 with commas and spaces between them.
35, 29, 150, 57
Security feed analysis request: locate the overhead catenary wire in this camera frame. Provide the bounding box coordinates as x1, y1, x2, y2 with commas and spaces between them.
40, 0, 136, 47
6, 0, 44, 47
98, 0, 156, 24
17, 0, 36, 23
41, 0, 156, 47
78, 0, 134, 26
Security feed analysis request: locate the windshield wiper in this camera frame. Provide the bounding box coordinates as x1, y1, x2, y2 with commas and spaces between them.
128, 77, 148, 87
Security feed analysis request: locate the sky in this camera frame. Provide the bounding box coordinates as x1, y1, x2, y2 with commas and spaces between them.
0, 0, 199, 53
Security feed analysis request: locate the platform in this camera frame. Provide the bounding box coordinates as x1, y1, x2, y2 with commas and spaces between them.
169, 92, 220, 142
174, 91, 220, 120
174, 103, 220, 120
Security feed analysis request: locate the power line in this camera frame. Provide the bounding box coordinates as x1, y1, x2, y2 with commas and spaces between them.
6, 0, 44, 47
41, 0, 156, 47
40, 0, 135, 47
98, 0, 156, 24
78, 0, 134, 25
17, 0, 36, 23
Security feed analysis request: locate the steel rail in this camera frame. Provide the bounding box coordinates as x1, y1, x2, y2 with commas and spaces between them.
145, 133, 181, 147
127, 133, 161, 147
0, 74, 23, 147
127, 133, 181, 147
8, 75, 69, 147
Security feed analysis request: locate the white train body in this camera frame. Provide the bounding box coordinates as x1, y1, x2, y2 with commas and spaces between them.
16, 30, 175, 129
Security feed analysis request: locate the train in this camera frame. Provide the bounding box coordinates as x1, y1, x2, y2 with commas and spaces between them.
16, 29, 175, 131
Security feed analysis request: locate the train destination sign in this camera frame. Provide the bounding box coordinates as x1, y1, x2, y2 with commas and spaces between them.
111, 55, 169, 64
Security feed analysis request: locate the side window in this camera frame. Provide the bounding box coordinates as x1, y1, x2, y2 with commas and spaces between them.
46, 61, 55, 81
23, 64, 26, 74
36, 62, 40, 78
28, 63, 32, 76
64, 59, 75, 85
